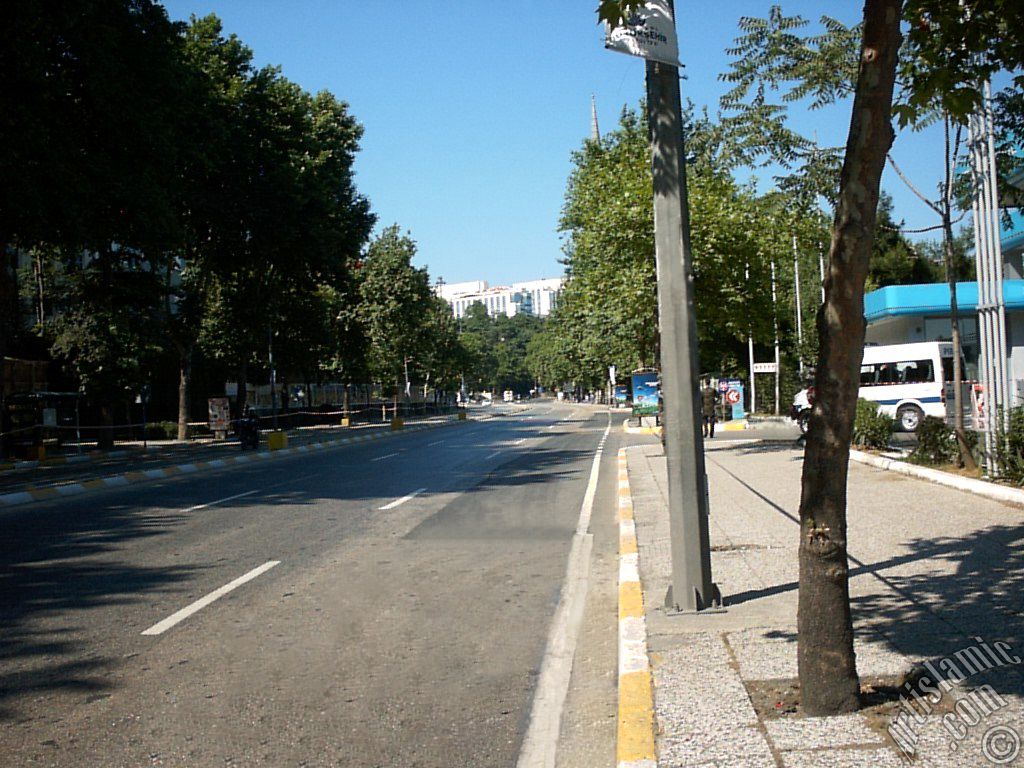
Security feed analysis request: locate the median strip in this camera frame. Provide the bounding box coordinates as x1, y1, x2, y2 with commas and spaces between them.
0, 417, 468, 510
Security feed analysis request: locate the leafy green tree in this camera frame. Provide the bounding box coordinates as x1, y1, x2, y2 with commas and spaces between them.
358, 226, 433, 396
458, 303, 499, 391
536, 106, 782, 393
866, 193, 941, 290
47, 252, 167, 445
416, 296, 467, 396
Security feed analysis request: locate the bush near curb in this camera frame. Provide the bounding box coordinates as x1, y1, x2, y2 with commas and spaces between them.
852, 399, 893, 450
910, 416, 960, 465
995, 406, 1024, 483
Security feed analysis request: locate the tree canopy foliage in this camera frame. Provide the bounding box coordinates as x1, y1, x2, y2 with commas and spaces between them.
2, 2, 467, 433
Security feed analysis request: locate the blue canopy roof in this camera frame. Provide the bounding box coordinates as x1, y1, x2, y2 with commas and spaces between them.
864, 280, 1024, 322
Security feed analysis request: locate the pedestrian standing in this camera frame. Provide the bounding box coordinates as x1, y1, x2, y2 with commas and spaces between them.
701, 380, 718, 439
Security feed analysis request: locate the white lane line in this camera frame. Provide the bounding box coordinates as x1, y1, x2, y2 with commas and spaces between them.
371, 452, 399, 462
426, 440, 444, 447
141, 560, 280, 636
514, 438, 526, 445
548, 423, 556, 430
378, 487, 427, 510
485, 450, 502, 459
182, 489, 258, 513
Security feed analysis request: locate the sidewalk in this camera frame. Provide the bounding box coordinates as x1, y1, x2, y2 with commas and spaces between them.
624, 441, 1024, 767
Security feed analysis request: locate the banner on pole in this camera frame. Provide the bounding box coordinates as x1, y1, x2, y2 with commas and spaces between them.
604, 0, 680, 67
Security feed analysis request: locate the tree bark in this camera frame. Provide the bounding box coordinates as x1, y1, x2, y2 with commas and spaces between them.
177, 349, 191, 442
798, 0, 902, 717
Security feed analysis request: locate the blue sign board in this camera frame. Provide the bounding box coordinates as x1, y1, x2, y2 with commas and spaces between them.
631, 372, 660, 415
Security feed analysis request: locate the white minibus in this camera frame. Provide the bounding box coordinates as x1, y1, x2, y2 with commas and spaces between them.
859, 342, 955, 431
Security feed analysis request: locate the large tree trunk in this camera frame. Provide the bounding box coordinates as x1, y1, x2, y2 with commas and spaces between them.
177, 349, 191, 441
798, 0, 902, 717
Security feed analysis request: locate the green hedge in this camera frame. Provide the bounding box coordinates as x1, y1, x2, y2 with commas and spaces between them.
851, 399, 893, 449
995, 406, 1024, 483
909, 416, 959, 465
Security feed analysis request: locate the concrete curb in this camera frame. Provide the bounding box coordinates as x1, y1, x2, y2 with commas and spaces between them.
849, 448, 1024, 508
0, 418, 467, 510
616, 448, 656, 768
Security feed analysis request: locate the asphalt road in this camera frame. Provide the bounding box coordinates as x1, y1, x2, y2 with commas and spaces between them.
0, 402, 619, 767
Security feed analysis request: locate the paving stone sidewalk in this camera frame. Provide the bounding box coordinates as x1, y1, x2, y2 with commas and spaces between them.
626, 441, 1024, 768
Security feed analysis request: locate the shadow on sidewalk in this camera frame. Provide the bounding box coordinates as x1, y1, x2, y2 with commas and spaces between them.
714, 456, 1024, 700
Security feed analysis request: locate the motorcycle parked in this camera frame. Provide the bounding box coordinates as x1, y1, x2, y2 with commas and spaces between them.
237, 410, 261, 450
791, 386, 814, 434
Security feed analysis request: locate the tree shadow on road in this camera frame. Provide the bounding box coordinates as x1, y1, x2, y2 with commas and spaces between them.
0, 505, 200, 720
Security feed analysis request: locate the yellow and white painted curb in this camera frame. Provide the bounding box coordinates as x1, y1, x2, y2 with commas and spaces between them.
0, 417, 467, 510
617, 447, 657, 768
621, 418, 662, 437
720, 419, 748, 431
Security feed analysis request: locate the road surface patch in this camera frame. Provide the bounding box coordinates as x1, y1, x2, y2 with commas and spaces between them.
517, 415, 611, 767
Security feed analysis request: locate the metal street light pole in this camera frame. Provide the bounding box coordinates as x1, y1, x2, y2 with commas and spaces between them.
645, 52, 719, 612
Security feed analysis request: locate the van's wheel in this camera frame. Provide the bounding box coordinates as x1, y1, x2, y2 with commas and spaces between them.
897, 405, 923, 432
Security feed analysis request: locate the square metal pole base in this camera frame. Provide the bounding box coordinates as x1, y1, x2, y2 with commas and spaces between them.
663, 584, 727, 615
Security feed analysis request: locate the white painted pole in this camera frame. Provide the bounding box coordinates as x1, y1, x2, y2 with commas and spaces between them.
771, 259, 780, 415
746, 262, 756, 415
793, 235, 804, 378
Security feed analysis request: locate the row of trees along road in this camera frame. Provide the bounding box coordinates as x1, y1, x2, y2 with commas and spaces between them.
0, 3, 469, 446
598, 0, 1023, 716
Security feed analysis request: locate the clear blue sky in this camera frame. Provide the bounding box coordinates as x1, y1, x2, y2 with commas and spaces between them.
160, 1, 951, 285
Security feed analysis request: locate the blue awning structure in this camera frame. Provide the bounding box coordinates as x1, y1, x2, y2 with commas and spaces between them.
864, 280, 1024, 322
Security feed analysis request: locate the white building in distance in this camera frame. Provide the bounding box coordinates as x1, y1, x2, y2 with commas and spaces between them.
435, 278, 563, 319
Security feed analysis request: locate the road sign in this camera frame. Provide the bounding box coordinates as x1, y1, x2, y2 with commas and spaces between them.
604, 0, 680, 67
725, 388, 741, 405
208, 397, 230, 437
753, 362, 778, 374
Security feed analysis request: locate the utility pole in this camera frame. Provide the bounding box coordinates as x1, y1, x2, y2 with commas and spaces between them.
746, 262, 756, 415
645, 51, 719, 612
269, 325, 278, 430
771, 259, 780, 415
970, 80, 1009, 467
819, 246, 826, 304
